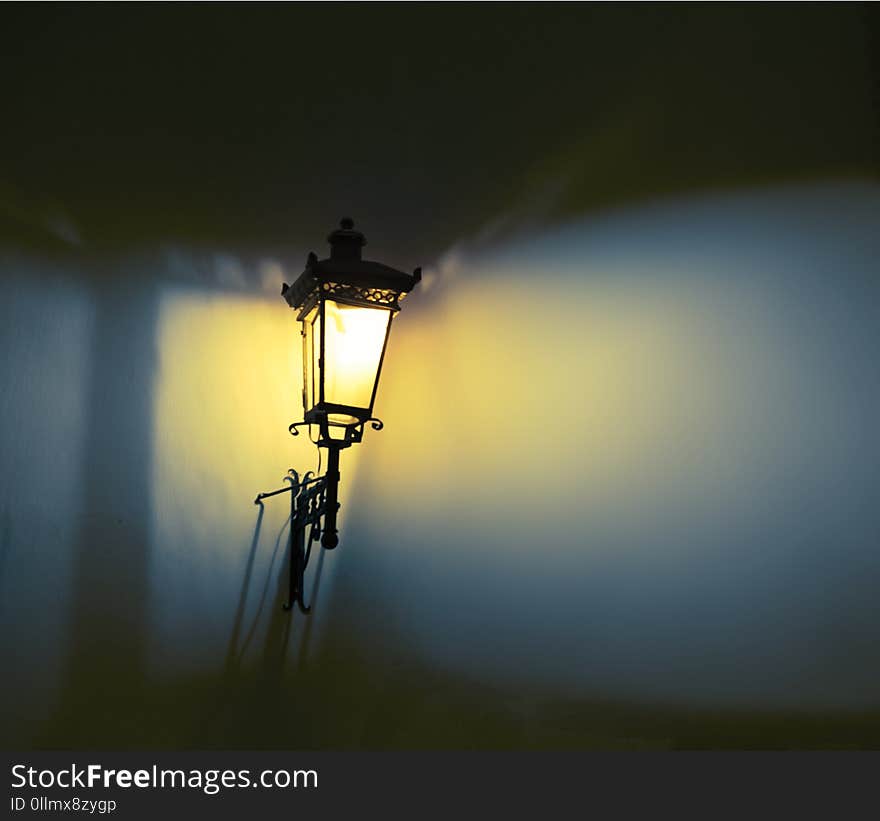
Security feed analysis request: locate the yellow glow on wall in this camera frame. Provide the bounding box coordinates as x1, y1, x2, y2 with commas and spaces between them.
149, 288, 365, 661
152, 290, 308, 522
357, 266, 793, 553
370, 285, 685, 477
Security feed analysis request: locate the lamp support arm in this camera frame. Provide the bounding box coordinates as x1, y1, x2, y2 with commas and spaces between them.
321, 445, 341, 549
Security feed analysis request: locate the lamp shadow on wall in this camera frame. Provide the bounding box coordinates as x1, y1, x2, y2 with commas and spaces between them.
224, 503, 265, 673
225, 503, 298, 677
195, 503, 331, 749
225, 502, 330, 677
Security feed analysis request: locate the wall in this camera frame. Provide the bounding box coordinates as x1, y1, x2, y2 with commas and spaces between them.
1, 180, 878, 747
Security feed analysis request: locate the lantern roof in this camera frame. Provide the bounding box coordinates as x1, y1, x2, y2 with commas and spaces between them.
282, 218, 421, 315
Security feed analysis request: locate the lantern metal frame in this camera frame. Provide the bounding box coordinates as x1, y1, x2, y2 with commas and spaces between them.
255, 218, 420, 613
283, 218, 421, 443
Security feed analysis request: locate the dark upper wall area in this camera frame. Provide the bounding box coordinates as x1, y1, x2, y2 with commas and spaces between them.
0, 5, 876, 265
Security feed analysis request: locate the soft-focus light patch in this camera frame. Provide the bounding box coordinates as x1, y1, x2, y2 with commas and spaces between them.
149, 287, 361, 668
366, 269, 789, 547
344, 182, 880, 707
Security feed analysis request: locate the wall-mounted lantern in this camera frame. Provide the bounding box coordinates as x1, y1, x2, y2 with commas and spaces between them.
255, 219, 420, 612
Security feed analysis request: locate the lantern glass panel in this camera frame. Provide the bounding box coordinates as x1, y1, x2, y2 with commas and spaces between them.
301, 306, 320, 413
322, 299, 391, 418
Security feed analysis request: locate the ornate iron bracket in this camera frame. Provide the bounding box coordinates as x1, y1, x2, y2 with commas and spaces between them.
254, 469, 330, 614
254, 415, 387, 610
288, 416, 384, 446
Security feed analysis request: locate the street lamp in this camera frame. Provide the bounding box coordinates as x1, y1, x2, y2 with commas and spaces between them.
255, 218, 421, 612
